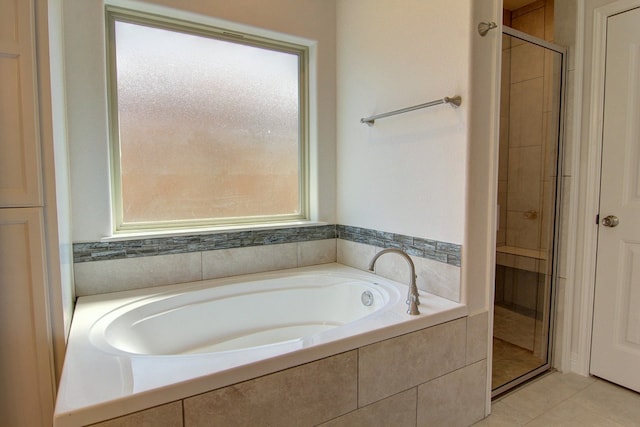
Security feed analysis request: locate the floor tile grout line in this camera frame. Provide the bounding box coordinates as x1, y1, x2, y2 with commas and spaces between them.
477, 373, 640, 426
562, 379, 630, 427
496, 373, 593, 425
522, 379, 628, 427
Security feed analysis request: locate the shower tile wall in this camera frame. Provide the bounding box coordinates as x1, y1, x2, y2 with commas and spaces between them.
500, 0, 557, 253
497, 0, 558, 315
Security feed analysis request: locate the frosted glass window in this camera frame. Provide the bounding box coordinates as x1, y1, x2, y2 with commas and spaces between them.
107, 11, 307, 231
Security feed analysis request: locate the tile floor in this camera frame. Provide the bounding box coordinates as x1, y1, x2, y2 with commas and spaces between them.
474, 371, 640, 426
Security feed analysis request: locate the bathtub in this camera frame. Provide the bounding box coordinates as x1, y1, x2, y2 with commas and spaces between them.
54, 263, 466, 426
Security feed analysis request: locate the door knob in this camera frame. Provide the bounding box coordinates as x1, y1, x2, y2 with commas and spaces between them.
601, 215, 619, 227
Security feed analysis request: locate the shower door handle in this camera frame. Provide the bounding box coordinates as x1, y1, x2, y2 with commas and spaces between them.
601, 215, 619, 227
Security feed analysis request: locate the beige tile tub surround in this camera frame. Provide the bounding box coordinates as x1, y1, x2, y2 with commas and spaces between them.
358, 318, 467, 406
85, 312, 490, 427
318, 388, 418, 427
202, 242, 299, 279
74, 252, 203, 296
88, 402, 183, 427
184, 351, 358, 426
74, 239, 337, 296
417, 360, 487, 427
466, 311, 489, 365
337, 239, 461, 302
74, 228, 460, 299
298, 239, 338, 267
336, 237, 376, 271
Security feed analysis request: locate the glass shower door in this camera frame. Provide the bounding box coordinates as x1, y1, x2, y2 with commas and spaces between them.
492, 27, 565, 396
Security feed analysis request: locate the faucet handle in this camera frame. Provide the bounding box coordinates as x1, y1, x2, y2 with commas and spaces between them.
406, 292, 420, 306
406, 280, 420, 307
407, 294, 420, 315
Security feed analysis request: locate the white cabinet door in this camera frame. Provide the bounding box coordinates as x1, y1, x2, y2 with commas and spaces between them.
0, 208, 54, 426
0, 0, 42, 206
590, 6, 640, 393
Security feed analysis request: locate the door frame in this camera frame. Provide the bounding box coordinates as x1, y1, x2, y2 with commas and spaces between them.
573, 0, 640, 376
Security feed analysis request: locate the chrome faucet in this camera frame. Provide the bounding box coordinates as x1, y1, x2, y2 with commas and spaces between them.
368, 248, 420, 315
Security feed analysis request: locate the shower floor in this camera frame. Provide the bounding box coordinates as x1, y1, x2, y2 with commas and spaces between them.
491, 305, 544, 389
492, 304, 546, 390
493, 305, 536, 351
492, 337, 544, 390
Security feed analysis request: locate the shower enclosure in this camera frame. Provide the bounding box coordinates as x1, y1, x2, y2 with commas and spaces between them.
492, 26, 565, 396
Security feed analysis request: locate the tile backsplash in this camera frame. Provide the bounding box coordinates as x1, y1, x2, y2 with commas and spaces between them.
337, 225, 461, 267
74, 224, 460, 265
73, 224, 462, 299
73, 225, 337, 263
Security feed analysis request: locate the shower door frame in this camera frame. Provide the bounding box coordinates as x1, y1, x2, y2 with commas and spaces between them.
492, 25, 568, 398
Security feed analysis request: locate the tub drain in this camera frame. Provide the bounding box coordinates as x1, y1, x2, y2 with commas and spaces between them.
361, 290, 374, 306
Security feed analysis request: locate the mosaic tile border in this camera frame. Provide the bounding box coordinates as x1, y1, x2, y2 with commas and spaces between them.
337, 225, 461, 267
73, 224, 461, 267
73, 225, 337, 263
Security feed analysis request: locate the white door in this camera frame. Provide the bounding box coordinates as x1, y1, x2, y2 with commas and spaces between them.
590, 6, 640, 392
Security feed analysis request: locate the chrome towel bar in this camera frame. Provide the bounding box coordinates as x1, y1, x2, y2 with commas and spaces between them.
360, 95, 461, 127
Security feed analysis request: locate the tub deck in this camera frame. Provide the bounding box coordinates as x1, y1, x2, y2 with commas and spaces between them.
54, 263, 466, 426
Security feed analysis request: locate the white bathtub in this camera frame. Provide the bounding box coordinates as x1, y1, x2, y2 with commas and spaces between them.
54, 263, 466, 426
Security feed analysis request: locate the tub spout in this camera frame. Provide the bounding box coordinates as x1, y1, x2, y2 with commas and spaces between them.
368, 248, 420, 315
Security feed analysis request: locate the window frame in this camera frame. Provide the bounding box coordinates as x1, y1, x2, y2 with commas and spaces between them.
105, 7, 310, 233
